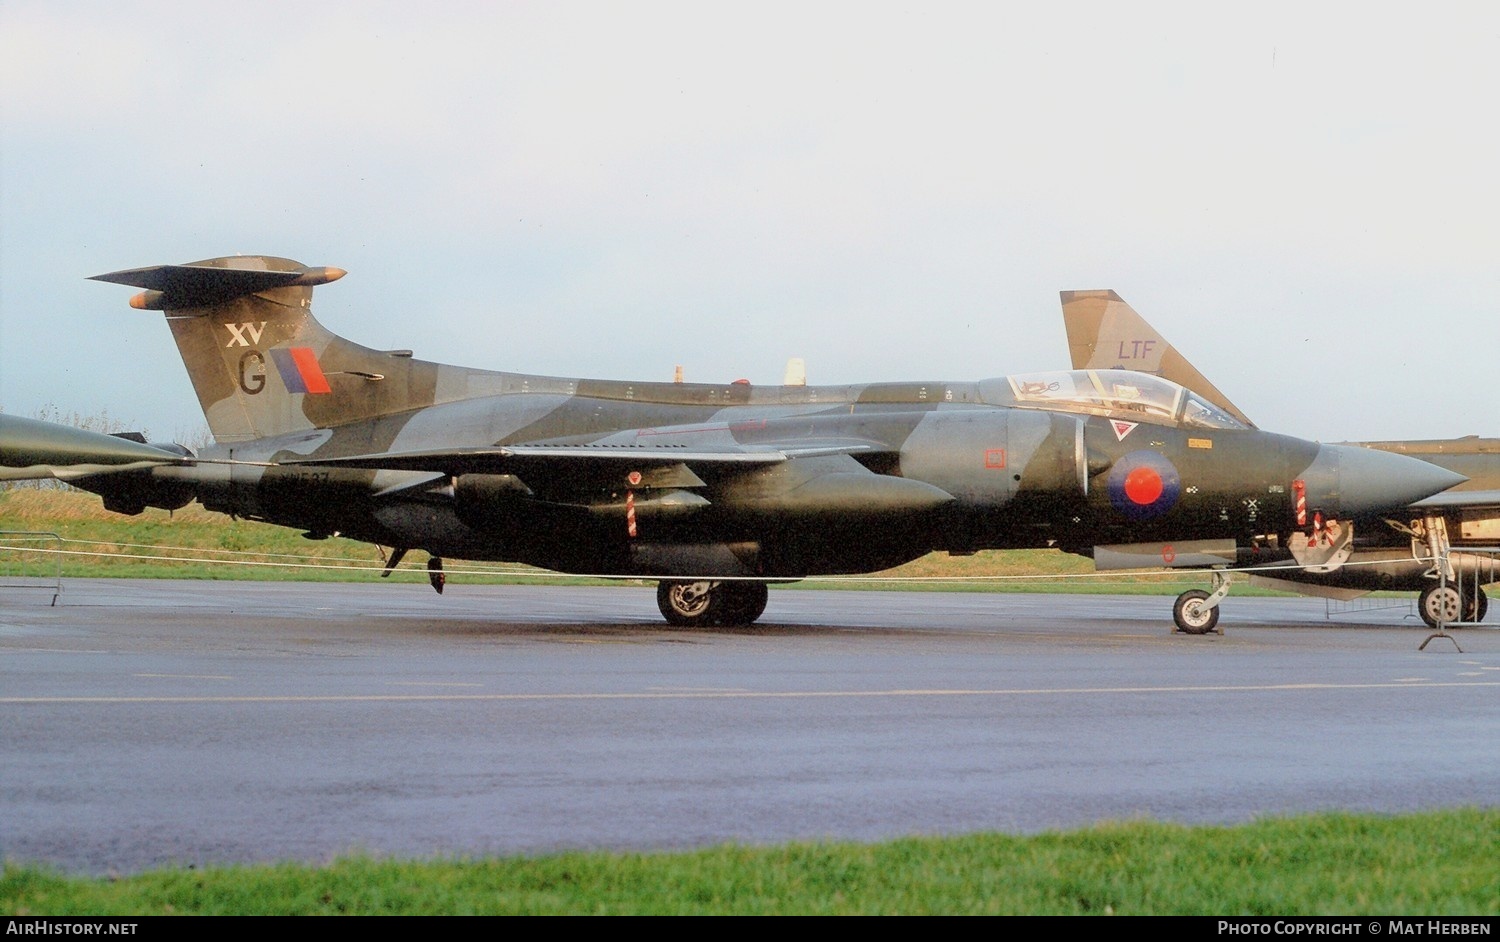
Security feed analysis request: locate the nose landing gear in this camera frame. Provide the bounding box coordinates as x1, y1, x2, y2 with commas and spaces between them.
1172, 572, 1231, 635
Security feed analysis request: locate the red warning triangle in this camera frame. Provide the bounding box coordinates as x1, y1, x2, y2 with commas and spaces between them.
1111, 420, 1138, 441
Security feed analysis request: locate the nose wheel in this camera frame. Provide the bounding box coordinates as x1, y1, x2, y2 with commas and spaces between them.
1172, 573, 1230, 635
1173, 590, 1219, 634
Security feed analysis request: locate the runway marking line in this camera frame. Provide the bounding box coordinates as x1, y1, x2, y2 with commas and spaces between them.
134, 673, 233, 680
4, 680, 1497, 705
646, 686, 754, 693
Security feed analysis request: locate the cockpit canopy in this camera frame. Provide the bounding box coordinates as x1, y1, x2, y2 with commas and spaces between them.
983, 370, 1248, 430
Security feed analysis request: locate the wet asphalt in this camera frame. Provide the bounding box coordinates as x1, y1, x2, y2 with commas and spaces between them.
2, 580, 1496, 873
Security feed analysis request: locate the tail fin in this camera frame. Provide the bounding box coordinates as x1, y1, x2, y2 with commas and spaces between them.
92, 256, 459, 443
1060, 289, 1256, 428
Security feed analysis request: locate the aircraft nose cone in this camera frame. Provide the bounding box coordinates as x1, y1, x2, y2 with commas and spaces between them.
1302, 443, 1468, 518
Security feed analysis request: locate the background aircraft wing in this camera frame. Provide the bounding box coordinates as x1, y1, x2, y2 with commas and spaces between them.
1411, 489, 1500, 509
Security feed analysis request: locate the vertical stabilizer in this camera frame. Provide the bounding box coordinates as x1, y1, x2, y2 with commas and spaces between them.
1060, 289, 1256, 428
92, 256, 462, 443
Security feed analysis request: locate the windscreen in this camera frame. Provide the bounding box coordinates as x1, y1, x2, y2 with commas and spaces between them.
1000, 370, 1248, 430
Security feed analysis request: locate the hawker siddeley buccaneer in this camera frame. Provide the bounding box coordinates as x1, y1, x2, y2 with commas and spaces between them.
1061, 288, 1500, 630
0, 256, 1466, 630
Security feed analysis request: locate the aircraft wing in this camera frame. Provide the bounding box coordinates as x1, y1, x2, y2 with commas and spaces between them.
277, 440, 900, 501
1411, 489, 1500, 510
0, 414, 190, 481
0, 460, 177, 483
276, 429, 888, 474
280, 444, 793, 476
278, 441, 911, 511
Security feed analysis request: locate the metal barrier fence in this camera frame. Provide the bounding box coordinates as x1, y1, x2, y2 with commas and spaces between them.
1324, 594, 1415, 621
0, 531, 62, 605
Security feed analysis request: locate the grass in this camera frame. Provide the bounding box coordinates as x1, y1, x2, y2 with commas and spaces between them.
3, 810, 1495, 915
0, 488, 1250, 594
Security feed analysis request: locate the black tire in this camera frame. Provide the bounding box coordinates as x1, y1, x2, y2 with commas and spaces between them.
657, 580, 720, 627
1173, 589, 1219, 635
1417, 583, 1466, 629
1474, 586, 1489, 623
716, 582, 769, 626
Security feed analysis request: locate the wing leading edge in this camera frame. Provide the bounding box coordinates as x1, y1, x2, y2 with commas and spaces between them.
278, 445, 793, 476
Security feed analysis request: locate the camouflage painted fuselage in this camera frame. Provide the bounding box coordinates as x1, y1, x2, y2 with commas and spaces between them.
180, 384, 1331, 577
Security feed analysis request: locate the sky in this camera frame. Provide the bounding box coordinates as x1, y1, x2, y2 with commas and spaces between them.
2, 2, 1496, 444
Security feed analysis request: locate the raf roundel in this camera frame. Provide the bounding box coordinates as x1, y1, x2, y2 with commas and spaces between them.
1107, 450, 1182, 520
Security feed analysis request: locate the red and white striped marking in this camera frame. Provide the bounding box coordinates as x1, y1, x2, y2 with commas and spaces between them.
625, 490, 637, 538
1293, 479, 1307, 527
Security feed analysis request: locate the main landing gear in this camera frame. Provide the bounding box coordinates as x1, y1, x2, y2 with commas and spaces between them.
379, 546, 446, 594
1411, 514, 1489, 629
656, 580, 769, 627
1417, 583, 1488, 629
1172, 572, 1232, 635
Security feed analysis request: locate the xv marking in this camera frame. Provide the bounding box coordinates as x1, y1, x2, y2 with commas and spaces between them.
225, 322, 268, 347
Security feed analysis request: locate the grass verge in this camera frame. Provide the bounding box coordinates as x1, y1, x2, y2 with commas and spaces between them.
3, 810, 1495, 915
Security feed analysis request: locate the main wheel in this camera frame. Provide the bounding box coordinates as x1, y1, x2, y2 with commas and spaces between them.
716, 582, 769, 626
1417, 583, 1466, 628
1173, 589, 1219, 635
657, 580, 720, 627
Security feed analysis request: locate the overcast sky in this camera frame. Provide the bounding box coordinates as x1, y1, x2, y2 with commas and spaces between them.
2, 2, 1496, 443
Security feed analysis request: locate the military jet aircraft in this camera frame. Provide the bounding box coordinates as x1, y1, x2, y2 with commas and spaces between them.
1061, 288, 1500, 629
0, 255, 1465, 630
